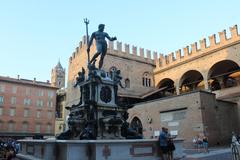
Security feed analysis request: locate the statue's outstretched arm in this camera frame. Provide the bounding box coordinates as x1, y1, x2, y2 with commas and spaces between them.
105, 33, 117, 41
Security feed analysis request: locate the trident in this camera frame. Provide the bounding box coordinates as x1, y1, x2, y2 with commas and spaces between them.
84, 18, 90, 65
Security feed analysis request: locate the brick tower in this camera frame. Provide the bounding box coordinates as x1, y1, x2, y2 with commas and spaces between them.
51, 60, 65, 88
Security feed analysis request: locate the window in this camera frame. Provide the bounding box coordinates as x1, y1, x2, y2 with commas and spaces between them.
36, 111, 41, 118
36, 100, 44, 107
46, 124, 52, 133
37, 90, 44, 97
0, 108, 3, 115
47, 100, 53, 108
11, 97, 16, 105
47, 111, 52, 119
25, 88, 31, 96
0, 121, 3, 129
24, 98, 31, 106
142, 72, 152, 87
35, 124, 41, 133
8, 121, 15, 132
125, 79, 130, 88
0, 96, 4, 105
0, 84, 5, 92
23, 109, 29, 117
12, 86, 17, 94
48, 91, 54, 98
58, 81, 62, 86
22, 122, 28, 132
9, 108, 16, 116
56, 104, 63, 118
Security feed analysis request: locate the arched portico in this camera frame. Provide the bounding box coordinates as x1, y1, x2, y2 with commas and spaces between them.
208, 60, 240, 91
157, 78, 175, 96
179, 70, 204, 93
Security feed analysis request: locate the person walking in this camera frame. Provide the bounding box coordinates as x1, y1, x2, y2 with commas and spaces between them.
167, 134, 175, 160
159, 127, 170, 160
202, 135, 209, 153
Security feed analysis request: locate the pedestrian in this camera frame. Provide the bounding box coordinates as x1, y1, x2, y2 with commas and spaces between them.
202, 135, 209, 153
159, 127, 170, 160
197, 135, 203, 152
237, 134, 240, 143
192, 137, 198, 149
167, 134, 175, 160
232, 132, 240, 145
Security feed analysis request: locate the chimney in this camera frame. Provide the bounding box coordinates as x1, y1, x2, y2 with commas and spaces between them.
33, 78, 36, 83
17, 75, 20, 80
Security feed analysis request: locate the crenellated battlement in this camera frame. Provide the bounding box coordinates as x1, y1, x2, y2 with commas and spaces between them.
156, 24, 240, 70
69, 35, 158, 65
106, 40, 159, 65
69, 25, 240, 69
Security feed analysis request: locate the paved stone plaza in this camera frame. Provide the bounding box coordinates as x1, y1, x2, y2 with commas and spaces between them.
15, 144, 233, 160
183, 147, 232, 160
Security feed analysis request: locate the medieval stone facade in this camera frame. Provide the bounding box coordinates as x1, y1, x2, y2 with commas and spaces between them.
66, 37, 156, 107
66, 24, 240, 147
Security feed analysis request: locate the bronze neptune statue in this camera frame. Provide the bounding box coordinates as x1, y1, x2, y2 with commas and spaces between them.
87, 24, 117, 69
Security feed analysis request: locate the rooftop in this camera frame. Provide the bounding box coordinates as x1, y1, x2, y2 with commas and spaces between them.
0, 75, 58, 89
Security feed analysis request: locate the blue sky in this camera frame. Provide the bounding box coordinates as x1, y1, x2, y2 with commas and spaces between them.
0, 0, 240, 82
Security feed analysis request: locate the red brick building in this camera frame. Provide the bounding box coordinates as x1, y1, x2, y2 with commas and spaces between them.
0, 76, 58, 138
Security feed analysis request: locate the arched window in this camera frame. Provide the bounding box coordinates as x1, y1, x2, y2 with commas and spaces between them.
130, 117, 143, 136
125, 78, 130, 88
142, 72, 152, 87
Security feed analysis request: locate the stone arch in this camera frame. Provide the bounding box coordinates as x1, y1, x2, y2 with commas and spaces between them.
130, 117, 143, 136
157, 78, 175, 96
208, 60, 240, 91
179, 70, 204, 93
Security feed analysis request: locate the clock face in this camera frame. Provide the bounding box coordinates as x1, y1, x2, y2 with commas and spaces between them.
100, 86, 112, 103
